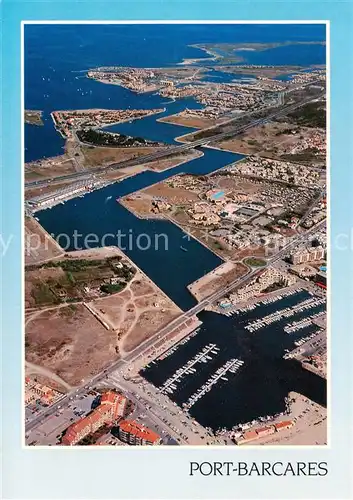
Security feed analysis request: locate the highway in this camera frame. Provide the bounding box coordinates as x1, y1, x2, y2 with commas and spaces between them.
25, 218, 325, 434
25, 89, 324, 191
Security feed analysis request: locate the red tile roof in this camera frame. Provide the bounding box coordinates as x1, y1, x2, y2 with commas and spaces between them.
256, 426, 274, 435
101, 390, 118, 405
119, 420, 160, 443
62, 392, 128, 445
274, 420, 293, 430
242, 430, 258, 440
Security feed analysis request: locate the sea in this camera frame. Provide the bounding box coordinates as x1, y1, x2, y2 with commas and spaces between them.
25, 23, 327, 425
25, 23, 326, 161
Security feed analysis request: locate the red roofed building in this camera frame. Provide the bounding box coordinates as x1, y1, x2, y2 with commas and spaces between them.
242, 430, 258, 442
274, 420, 294, 432
118, 420, 161, 446
256, 426, 275, 438
62, 417, 93, 446
101, 390, 127, 419
235, 429, 258, 445
62, 391, 128, 446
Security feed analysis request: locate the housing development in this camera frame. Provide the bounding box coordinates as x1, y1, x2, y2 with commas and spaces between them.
24, 27, 327, 447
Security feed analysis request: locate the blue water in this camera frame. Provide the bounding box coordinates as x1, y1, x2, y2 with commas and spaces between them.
142, 291, 327, 430
37, 147, 242, 310
27, 24, 326, 309
238, 43, 325, 66
26, 24, 326, 428
104, 97, 202, 144
25, 23, 326, 161
201, 68, 254, 83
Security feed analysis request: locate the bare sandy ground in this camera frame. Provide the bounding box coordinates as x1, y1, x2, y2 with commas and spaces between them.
25, 158, 77, 182
25, 360, 73, 392
25, 303, 118, 386
120, 175, 267, 261
188, 261, 248, 301
144, 149, 203, 171
125, 316, 203, 375
81, 145, 164, 168
26, 246, 183, 383
215, 121, 325, 165
159, 111, 222, 130
121, 179, 201, 218
87, 269, 182, 354
25, 216, 64, 266
257, 392, 327, 446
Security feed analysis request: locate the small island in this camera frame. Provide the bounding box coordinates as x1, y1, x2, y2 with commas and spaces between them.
25, 110, 43, 126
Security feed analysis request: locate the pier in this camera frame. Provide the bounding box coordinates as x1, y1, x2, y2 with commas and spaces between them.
284, 311, 326, 334
183, 358, 244, 410
244, 296, 325, 333
160, 343, 220, 394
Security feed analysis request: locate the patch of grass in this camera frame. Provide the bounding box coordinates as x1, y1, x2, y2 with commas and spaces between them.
286, 102, 326, 129
31, 283, 58, 305
245, 257, 266, 267
100, 283, 125, 294
42, 259, 104, 272
28, 257, 136, 307
66, 271, 76, 285
213, 240, 225, 251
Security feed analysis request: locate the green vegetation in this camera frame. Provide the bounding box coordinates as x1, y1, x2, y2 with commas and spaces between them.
28, 257, 136, 307
245, 258, 266, 267
66, 271, 75, 285
213, 240, 225, 251
77, 128, 161, 148
286, 102, 326, 129
42, 258, 104, 272
59, 305, 77, 317
280, 148, 325, 165
31, 283, 60, 305
262, 282, 286, 293
100, 283, 125, 294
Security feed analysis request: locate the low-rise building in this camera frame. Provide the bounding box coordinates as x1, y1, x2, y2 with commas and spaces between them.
236, 430, 258, 444
62, 391, 128, 446
117, 420, 161, 445
256, 426, 275, 438
229, 267, 296, 304
290, 246, 325, 265
274, 420, 294, 432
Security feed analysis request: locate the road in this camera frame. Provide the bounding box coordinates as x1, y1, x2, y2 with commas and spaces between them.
25, 89, 324, 191
101, 375, 218, 445
25, 218, 325, 433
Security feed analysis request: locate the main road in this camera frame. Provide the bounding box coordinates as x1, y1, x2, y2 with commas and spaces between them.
25, 88, 324, 190
25, 218, 325, 433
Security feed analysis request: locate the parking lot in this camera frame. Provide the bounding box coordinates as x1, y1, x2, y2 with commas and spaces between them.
26, 392, 97, 446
